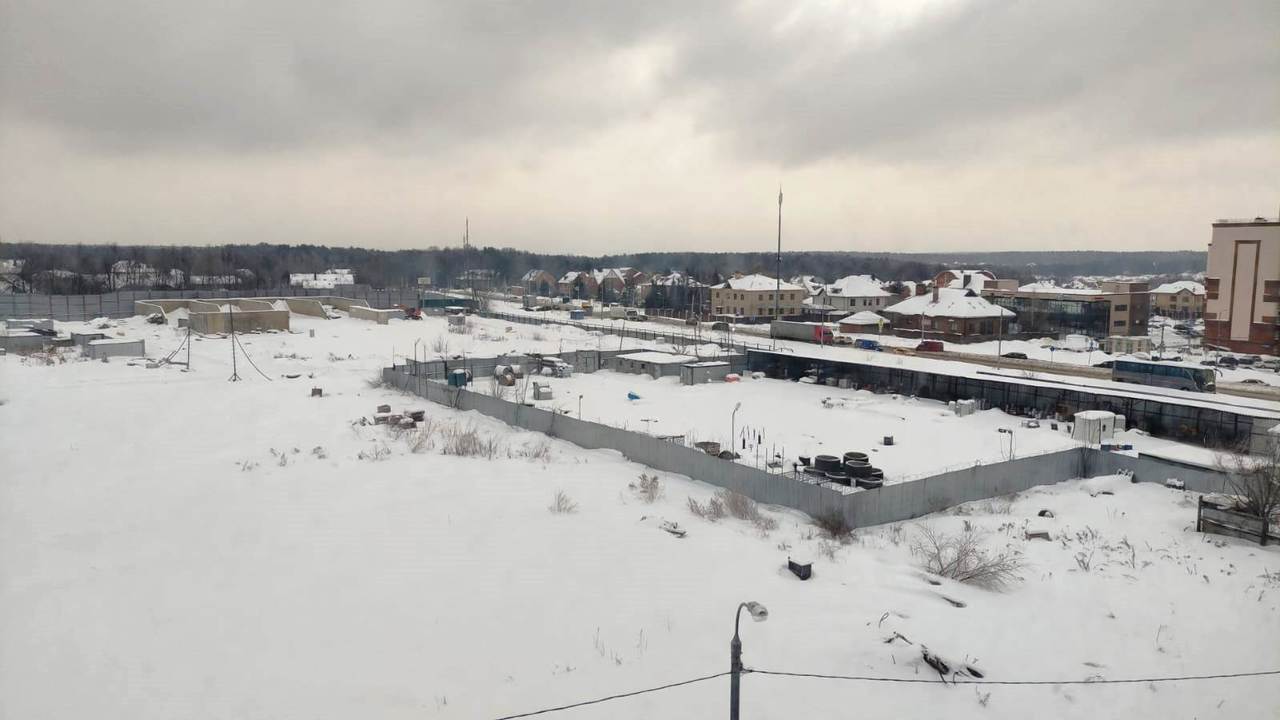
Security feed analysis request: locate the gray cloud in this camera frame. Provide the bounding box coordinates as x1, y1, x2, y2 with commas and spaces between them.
3, 1, 1274, 160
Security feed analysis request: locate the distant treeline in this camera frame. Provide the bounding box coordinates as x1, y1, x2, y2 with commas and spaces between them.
0, 241, 1205, 293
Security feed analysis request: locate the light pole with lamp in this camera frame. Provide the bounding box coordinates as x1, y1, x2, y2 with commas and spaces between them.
730, 601, 769, 720
730, 402, 742, 458
997, 427, 1015, 460
578, 394, 583, 420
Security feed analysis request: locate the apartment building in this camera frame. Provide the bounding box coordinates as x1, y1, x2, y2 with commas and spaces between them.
1204, 217, 1279, 354
710, 274, 805, 321
1149, 281, 1205, 320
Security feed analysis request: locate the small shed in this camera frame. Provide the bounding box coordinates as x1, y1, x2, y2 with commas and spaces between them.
606, 351, 695, 379
837, 311, 888, 334
1104, 335, 1152, 355
680, 360, 730, 385
1072, 410, 1117, 444
87, 338, 146, 359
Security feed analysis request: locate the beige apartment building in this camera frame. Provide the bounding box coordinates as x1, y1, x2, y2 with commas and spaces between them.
1204, 217, 1279, 355
710, 274, 805, 321
1149, 281, 1206, 320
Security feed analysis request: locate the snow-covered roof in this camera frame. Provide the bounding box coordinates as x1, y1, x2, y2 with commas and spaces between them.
520, 269, 549, 282
616, 351, 696, 364
884, 288, 1014, 319
714, 274, 803, 292
1017, 282, 1101, 296
559, 271, 590, 284
1150, 281, 1205, 296
823, 275, 891, 298
837, 311, 888, 325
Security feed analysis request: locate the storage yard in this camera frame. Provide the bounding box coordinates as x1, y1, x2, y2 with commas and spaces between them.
2, 308, 1278, 719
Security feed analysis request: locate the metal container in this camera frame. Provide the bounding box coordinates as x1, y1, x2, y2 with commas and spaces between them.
813, 454, 841, 472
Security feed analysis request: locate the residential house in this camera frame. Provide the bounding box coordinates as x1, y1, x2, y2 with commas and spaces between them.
837, 311, 889, 334
558, 271, 598, 299
1204, 217, 1279, 354
520, 269, 558, 297
1149, 281, 1205, 320
934, 269, 1018, 292
813, 275, 893, 313
290, 268, 356, 290
641, 271, 708, 312
883, 287, 1014, 343
710, 274, 805, 322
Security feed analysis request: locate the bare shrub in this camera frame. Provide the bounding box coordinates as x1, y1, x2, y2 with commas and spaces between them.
358, 443, 392, 462
814, 510, 853, 540
516, 438, 552, 462
687, 495, 726, 521
1218, 444, 1280, 519
718, 490, 778, 532
430, 336, 450, 357
631, 473, 663, 503
409, 428, 436, 453
549, 490, 578, 514
531, 330, 547, 342
441, 423, 503, 459
911, 525, 1023, 590
489, 376, 511, 400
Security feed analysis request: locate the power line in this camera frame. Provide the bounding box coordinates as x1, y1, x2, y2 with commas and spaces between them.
491, 671, 730, 720
489, 666, 1280, 719
746, 667, 1280, 686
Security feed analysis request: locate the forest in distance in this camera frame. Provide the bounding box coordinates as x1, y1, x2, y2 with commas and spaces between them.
0, 241, 1206, 293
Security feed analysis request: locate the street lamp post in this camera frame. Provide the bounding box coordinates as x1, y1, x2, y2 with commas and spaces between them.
578, 394, 583, 419
731, 402, 742, 458
730, 601, 769, 720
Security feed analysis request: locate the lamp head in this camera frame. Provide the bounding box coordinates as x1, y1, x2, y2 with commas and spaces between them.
744, 601, 769, 622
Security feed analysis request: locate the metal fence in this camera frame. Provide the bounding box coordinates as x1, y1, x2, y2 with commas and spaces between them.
0, 287, 420, 322
384, 363, 1233, 528
477, 308, 774, 356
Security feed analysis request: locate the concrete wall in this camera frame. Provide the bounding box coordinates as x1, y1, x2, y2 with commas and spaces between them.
384, 365, 1231, 528
87, 339, 145, 358
349, 305, 400, 325
282, 297, 328, 318
190, 309, 290, 334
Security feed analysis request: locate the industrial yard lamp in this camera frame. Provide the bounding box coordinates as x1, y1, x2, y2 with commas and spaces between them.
731, 402, 742, 457
730, 601, 769, 720
997, 427, 1015, 459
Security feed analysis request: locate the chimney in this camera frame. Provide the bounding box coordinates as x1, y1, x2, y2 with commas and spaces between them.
932, 284, 939, 303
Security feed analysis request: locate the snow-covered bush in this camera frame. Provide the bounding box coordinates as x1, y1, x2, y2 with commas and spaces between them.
631, 473, 663, 503
719, 490, 778, 532
911, 525, 1023, 590
814, 510, 852, 540
548, 490, 578, 514
687, 495, 726, 521
1220, 444, 1280, 519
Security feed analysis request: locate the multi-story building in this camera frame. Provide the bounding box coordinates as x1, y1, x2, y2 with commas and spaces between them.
1149, 281, 1205, 320
710, 274, 805, 322
1204, 217, 1279, 354
812, 275, 893, 313
111, 260, 185, 289
933, 269, 1018, 292
290, 268, 356, 289
984, 281, 1149, 339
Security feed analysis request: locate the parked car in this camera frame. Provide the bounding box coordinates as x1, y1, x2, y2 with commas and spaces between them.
832, 335, 853, 345
916, 340, 944, 352
1260, 359, 1280, 370
1238, 355, 1261, 366
711, 321, 731, 332
1093, 360, 1114, 368
1218, 356, 1239, 368
1240, 378, 1267, 385
1001, 351, 1028, 360
1199, 359, 1218, 366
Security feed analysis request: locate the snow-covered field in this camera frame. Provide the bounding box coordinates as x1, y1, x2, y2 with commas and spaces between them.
2, 313, 1278, 719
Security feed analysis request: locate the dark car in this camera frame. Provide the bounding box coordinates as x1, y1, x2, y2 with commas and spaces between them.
1219, 356, 1239, 368
1199, 359, 1218, 367
1240, 378, 1267, 385
1093, 360, 1114, 369
1001, 351, 1028, 360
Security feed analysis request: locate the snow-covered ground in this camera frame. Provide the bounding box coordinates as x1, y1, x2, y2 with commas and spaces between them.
2, 312, 1278, 719
527, 369, 1081, 480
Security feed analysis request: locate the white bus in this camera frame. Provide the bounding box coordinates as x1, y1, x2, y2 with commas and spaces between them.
1111, 359, 1216, 393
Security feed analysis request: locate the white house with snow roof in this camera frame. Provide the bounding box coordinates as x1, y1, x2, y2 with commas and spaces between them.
812, 275, 893, 313
710, 273, 805, 321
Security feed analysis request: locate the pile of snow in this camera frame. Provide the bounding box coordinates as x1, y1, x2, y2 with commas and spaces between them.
270, 299, 292, 311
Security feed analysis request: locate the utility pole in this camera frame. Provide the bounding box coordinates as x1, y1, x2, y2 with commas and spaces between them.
228, 303, 240, 381
775, 187, 783, 321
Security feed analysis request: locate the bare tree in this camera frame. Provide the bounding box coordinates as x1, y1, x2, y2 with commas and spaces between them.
1218, 442, 1280, 519
911, 525, 1023, 590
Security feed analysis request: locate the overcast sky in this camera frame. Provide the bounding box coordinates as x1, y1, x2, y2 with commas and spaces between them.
1, 0, 1276, 254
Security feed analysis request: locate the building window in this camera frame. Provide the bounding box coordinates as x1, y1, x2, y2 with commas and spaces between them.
1264, 280, 1280, 303
1114, 320, 1125, 327
1205, 278, 1220, 300
1114, 304, 1127, 311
